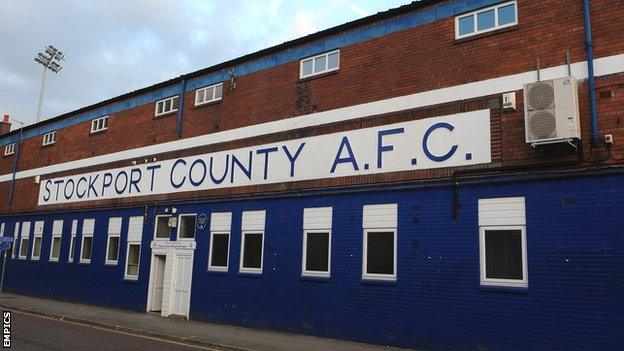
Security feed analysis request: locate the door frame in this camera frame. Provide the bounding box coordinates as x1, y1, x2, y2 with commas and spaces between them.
147, 254, 166, 312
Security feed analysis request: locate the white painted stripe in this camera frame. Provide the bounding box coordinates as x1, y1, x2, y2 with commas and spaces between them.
2, 54, 623, 183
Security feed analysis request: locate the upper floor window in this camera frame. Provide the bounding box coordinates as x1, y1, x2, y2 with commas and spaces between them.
4, 143, 15, 156
362, 204, 397, 281
300, 50, 340, 79
42, 131, 56, 146
90, 116, 108, 134
455, 1, 517, 39
195, 83, 223, 106
155, 95, 179, 117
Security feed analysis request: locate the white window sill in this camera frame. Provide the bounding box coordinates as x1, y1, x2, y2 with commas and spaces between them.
239, 268, 262, 275
79, 259, 91, 264
302, 271, 330, 278
208, 266, 228, 273
124, 275, 138, 281
362, 273, 396, 282
480, 279, 527, 288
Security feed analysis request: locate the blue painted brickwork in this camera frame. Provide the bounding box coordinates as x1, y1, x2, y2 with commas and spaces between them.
0, 0, 503, 146
1, 174, 623, 350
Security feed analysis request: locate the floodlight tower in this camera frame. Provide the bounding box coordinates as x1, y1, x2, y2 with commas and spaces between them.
34, 45, 65, 123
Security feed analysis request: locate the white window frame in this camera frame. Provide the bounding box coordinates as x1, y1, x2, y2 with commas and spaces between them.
12, 224, 19, 259
105, 217, 122, 265
455, 1, 518, 39
4, 143, 15, 156
208, 212, 232, 272
154, 95, 179, 117
362, 204, 398, 281
80, 219, 95, 264
153, 215, 171, 241
31, 221, 44, 261
239, 210, 266, 274
176, 214, 197, 240
68, 219, 77, 263
49, 220, 63, 262
479, 226, 528, 288
18, 221, 30, 260
362, 228, 397, 281
299, 50, 340, 79
124, 216, 143, 280
301, 207, 332, 278
90, 116, 108, 134
42, 131, 56, 146
195, 83, 223, 106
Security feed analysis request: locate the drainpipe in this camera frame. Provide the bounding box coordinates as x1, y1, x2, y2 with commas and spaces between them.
176, 77, 187, 138
583, 0, 599, 146
7, 120, 24, 205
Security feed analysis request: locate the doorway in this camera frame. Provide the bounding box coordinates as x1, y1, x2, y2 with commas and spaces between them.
171, 254, 193, 317
149, 255, 166, 312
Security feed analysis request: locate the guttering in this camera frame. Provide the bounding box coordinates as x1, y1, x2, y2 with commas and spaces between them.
583, 0, 599, 145
176, 77, 187, 138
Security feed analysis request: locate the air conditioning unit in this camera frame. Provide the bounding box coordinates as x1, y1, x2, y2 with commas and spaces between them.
523, 77, 580, 144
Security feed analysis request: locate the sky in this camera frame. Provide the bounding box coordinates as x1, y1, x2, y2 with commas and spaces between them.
0, 0, 412, 130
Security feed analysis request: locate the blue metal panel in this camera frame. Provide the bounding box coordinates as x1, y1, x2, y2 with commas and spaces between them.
0, 0, 502, 147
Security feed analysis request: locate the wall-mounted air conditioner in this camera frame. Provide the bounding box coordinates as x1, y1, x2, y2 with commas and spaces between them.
524, 77, 580, 145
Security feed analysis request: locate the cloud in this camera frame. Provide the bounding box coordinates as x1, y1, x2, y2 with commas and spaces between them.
0, 0, 411, 130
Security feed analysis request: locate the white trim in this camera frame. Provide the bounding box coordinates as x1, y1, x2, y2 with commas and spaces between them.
301, 230, 331, 278
195, 83, 223, 106
30, 220, 44, 261
479, 225, 528, 288
208, 231, 230, 272
300, 50, 340, 78
124, 243, 141, 280
42, 131, 56, 146
12, 224, 19, 259
301, 207, 332, 278
362, 228, 397, 281
49, 219, 63, 262
239, 230, 264, 274
153, 215, 172, 240
176, 214, 197, 240
18, 221, 31, 260
1, 54, 623, 184
90, 116, 108, 134
155, 95, 179, 117
80, 218, 94, 264
105, 217, 122, 265
455, 1, 518, 39
4, 143, 15, 156
68, 219, 78, 263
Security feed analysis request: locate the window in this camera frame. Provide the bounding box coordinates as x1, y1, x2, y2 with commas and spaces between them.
31, 221, 44, 260
478, 197, 527, 287
362, 204, 397, 281
177, 214, 196, 240
300, 50, 340, 78
153, 215, 171, 240
12, 224, 19, 259
49, 220, 63, 262
68, 219, 77, 263
239, 210, 265, 274
4, 143, 15, 156
105, 217, 121, 265
302, 207, 332, 277
125, 216, 143, 280
208, 212, 231, 272
195, 83, 223, 106
42, 131, 56, 146
18, 221, 30, 259
155, 95, 179, 117
80, 219, 95, 264
90, 116, 108, 134
455, 1, 518, 39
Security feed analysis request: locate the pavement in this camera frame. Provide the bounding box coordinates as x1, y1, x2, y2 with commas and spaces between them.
0, 293, 410, 351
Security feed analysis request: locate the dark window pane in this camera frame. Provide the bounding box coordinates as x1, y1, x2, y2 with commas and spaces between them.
179, 215, 196, 239
458, 15, 474, 36
156, 217, 170, 239
33, 237, 42, 257
172, 96, 179, 110
107, 236, 119, 261
242, 233, 263, 269
126, 244, 140, 276
51, 237, 61, 259
366, 231, 394, 275
477, 9, 495, 31
82, 237, 92, 260
485, 230, 523, 279
498, 4, 516, 26
305, 232, 329, 272
211, 233, 229, 267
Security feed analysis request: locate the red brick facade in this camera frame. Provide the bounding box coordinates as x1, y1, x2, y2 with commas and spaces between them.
1, 0, 623, 214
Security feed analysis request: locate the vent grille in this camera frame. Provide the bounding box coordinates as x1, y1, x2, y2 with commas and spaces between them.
527, 82, 555, 110
529, 111, 557, 139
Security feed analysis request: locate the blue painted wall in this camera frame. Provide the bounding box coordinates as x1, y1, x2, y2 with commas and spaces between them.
1, 174, 623, 350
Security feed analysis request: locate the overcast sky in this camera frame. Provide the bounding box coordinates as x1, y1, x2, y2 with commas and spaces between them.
0, 0, 411, 130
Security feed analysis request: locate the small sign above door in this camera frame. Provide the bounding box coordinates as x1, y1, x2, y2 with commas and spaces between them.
150, 240, 196, 250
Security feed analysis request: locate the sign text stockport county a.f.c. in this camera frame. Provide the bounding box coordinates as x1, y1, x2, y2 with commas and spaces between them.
38, 110, 491, 205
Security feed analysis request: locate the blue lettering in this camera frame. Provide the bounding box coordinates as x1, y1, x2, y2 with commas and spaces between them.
170, 159, 187, 189
209, 155, 229, 184
282, 143, 305, 178
129, 169, 142, 193
43, 180, 51, 202
101, 173, 113, 196
189, 159, 207, 187
330, 137, 359, 173
88, 174, 99, 198
422, 122, 458, 162
231, 151, 253, 183
76, 177, 87, 198
63, 179, 75, 200
377, 128, 404, 168
146, 165, 161, 191
53, 180, 63, 201
256, 147, 278, 180
115, 171, 128, 195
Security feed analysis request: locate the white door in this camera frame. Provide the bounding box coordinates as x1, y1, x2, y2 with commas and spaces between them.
172, 254, 192, 317
150, 255, 166, 312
